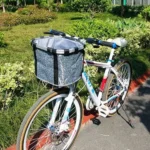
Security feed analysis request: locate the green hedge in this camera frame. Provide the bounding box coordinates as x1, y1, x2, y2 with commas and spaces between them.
51, 0, 112, 12
72, 0, 111, 12
0, 6, 57, 30
111, 5, 144, 17
69, 19, 119, 39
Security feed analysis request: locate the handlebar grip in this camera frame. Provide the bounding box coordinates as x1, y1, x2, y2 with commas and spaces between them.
98, 40, 118, 49
86, 38, 118, 49
44, 29, 66, 36
86, 38, 98, 44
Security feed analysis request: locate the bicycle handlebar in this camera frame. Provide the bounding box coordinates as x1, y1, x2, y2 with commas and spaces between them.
44, 29, 118, 49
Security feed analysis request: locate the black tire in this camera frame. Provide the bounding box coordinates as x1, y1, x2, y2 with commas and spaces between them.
17, 88, 83, 150
102, 60, 132, 116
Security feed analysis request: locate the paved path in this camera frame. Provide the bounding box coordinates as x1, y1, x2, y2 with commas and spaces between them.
71, 79, 150, 150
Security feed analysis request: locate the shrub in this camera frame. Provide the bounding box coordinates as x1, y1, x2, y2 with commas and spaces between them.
115, 18, 147, 31
70, 0, 112, 12
69, 19, 119, 39
0, 62, 34, 110
18, 9, 56, 25
17, 5, 38, 15
52, 3, 71, 12
111, 5, 144, 18
2, 13, 21, 27
0, 6, 57, 29
0, 63, 49, 148
5, 5, 19, 12
0, 32, 5, 47
118, 27, 150, 57
141, 6, 150, 21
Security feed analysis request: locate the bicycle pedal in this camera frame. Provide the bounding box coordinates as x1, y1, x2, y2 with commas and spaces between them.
96, 104, 109, 118
92, 118, 101, 125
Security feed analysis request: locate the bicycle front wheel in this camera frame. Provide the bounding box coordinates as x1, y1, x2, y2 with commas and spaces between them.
102, 60, 132, 116
17, 88, 83, 150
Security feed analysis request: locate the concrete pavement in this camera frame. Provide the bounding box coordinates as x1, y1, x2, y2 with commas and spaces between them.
71, 79, 150, 150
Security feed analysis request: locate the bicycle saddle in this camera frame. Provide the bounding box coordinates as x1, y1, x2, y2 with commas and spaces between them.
107, 38, 127, 48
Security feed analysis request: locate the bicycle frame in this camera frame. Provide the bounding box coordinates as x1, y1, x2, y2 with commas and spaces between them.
83, 48, 126, 106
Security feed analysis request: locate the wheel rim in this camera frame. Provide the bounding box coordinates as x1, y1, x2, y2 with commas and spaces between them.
22, 94, 81, 150
107, 63, 131, 114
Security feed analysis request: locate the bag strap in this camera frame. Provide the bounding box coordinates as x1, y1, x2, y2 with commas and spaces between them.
53, 54, 58, 85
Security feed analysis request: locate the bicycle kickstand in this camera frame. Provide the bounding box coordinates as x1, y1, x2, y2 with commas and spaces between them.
117, 101, 134, 129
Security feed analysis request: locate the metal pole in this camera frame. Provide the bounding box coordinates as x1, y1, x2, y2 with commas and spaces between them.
123, 0, 127, 5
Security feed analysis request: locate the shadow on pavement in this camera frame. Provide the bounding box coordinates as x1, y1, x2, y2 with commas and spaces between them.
125, 79, 150, 133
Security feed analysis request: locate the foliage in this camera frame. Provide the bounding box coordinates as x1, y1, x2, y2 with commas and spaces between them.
115, 18, 147, 31
37, 0, 54, 10
141, 6, 150, 21
118, 26, 150, 57
0, 69, 49, 149
0, 62, 34, 110
70, 0, 112, 12
0, 6, 57, 29
69, 19, 119, 39
52, 3, 71, 12
111, 5, 144, 18
5, 5, 19, 12
0, 32, 5, 47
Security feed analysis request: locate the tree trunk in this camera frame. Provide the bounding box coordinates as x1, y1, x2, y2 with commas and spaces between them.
34, 0, 36, 5
16, 0, 20, 6
61, 0, 63, 4
24, 0, 26, 6
121, 0, 124, 17
2, 2, 5, 13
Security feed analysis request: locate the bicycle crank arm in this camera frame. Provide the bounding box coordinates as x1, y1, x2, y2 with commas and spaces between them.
96, 104, 110, 118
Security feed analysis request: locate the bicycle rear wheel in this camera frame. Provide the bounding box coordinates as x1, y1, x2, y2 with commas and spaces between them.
102, 60, 131, 116
17, 88, 83, 150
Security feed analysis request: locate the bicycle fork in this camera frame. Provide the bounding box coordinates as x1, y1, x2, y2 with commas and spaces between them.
47, 86, 75, 133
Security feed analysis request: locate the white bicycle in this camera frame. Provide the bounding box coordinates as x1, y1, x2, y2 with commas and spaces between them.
17, 30, 131, 150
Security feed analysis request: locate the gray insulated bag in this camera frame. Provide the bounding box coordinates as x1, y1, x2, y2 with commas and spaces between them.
32, 36, 85, 86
